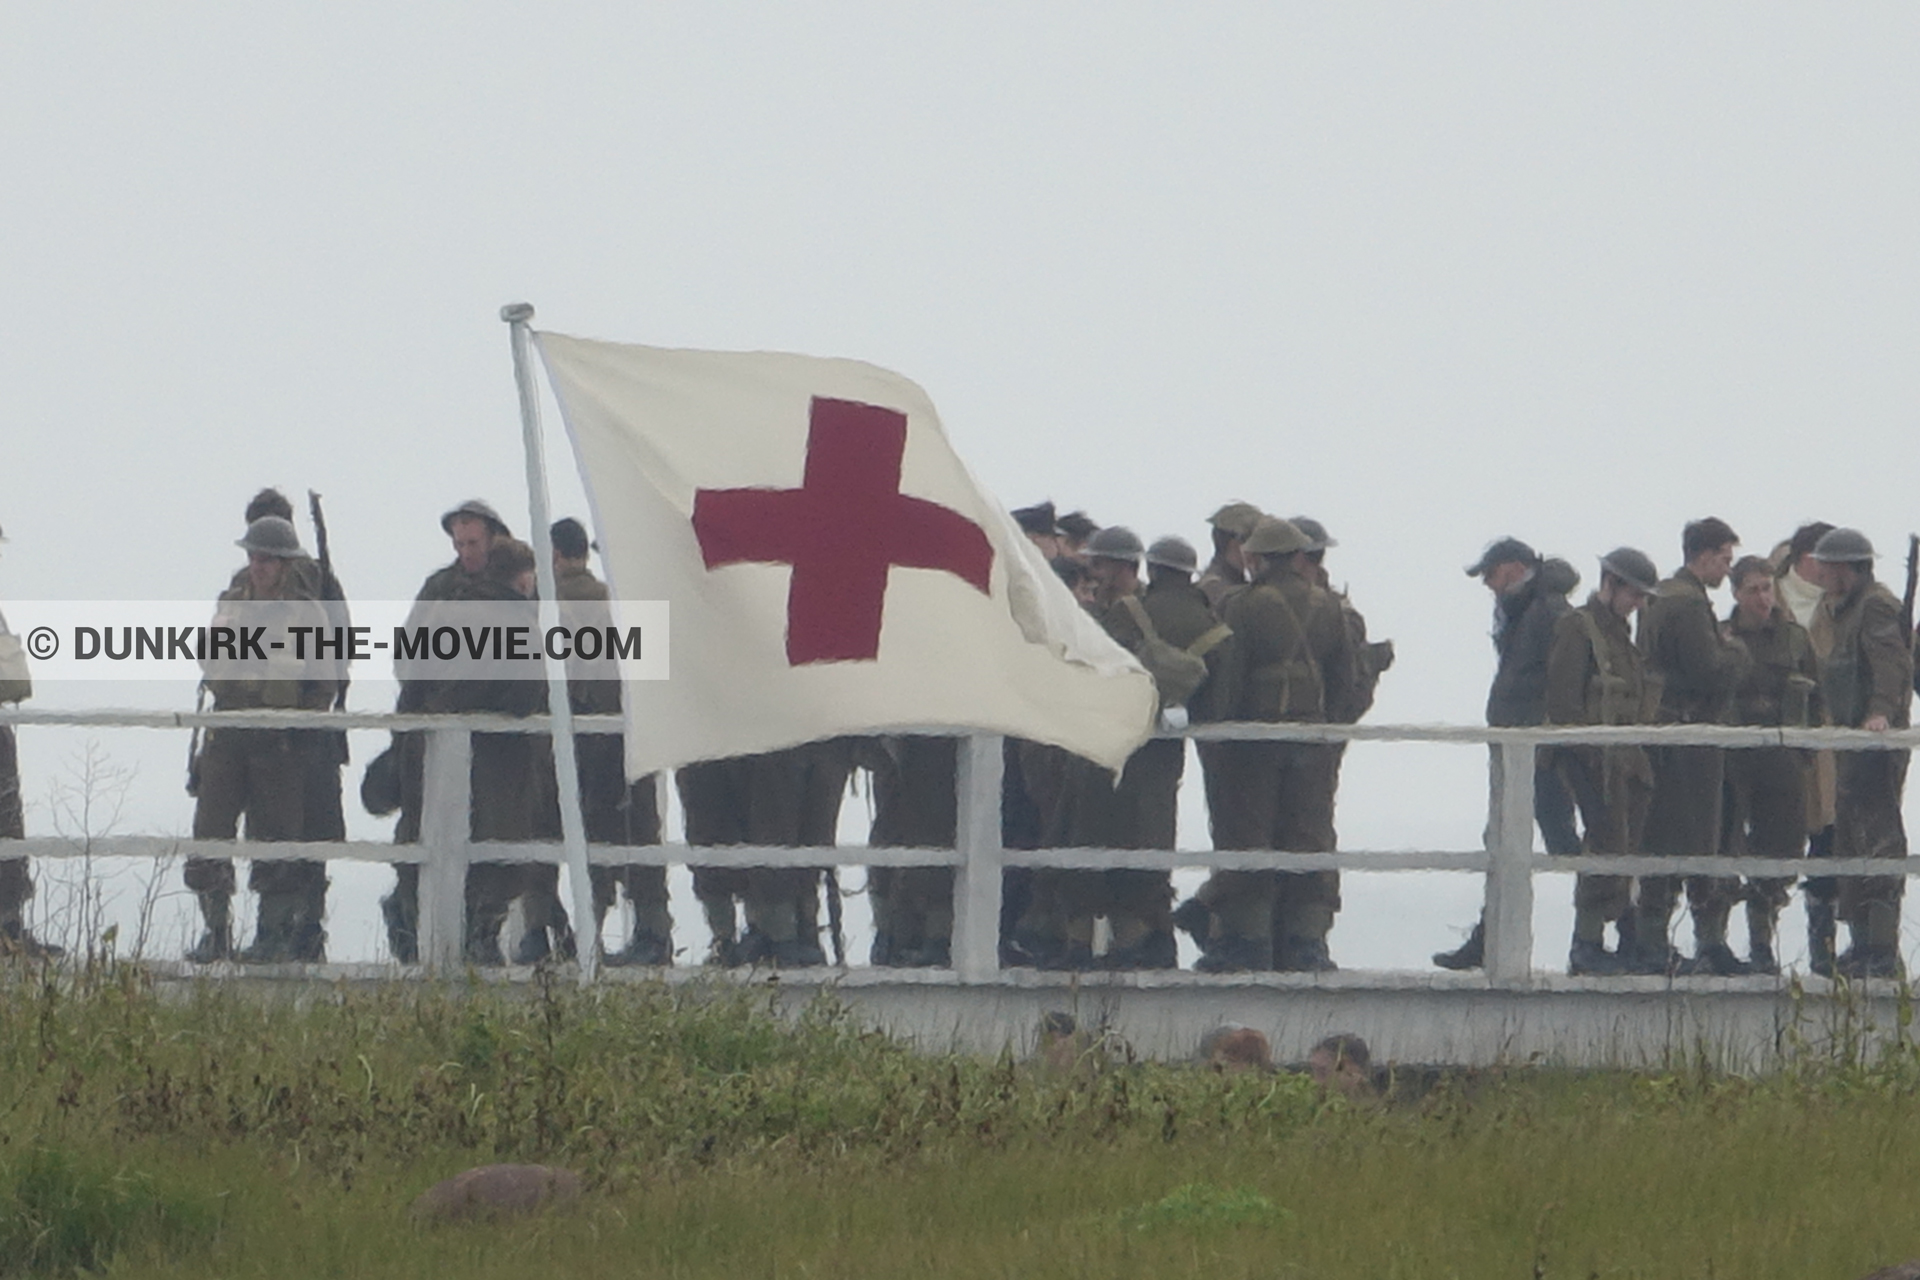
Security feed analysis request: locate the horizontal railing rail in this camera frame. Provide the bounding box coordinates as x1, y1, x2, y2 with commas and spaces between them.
1, 705, 1909, 985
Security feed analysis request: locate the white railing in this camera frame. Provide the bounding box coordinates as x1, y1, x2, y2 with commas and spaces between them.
1, 705, 1913, 987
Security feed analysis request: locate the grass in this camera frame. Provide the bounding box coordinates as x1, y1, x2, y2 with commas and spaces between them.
4, 962, 1920, 1277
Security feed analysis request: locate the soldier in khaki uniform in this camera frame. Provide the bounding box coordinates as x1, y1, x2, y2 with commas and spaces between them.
223, 488, 349, 963
682, 741, 850, 968
0, 522, 58, 959
1014, 526, 1156, 968
422, 537, 549, 965
520, 519, 671, 966
1807, 528, 1913, 978
1636, 518, 1750, 975
1721, 555, 1822, 975
1191, 517, 1357, 972
187, 517, 336, 963
379, 499, 511, 962
864, 734, 957, 968
1197, 502, 1261, 613
1545, 548, 1661, 976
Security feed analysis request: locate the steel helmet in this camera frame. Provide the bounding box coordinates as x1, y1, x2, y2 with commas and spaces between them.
1599, 546, 1660, 594
1207, 502, 1264, 539
236, 515, 304, 559
1085, 525, 1144, 562
1241, 517, 1312, 558
1811, 527, 1878, 564
1290, 516, 1337, 552
440, 499, 511, 537
1144, 536, 1199, 573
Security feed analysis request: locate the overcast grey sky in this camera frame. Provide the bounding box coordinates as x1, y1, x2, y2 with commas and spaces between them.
4, 5, 1917, 966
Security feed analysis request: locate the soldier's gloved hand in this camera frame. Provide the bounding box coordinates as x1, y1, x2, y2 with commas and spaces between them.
1159, 706, 1189, 732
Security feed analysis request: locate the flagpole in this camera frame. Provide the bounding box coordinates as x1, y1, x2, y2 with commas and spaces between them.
502, 301, 600, 984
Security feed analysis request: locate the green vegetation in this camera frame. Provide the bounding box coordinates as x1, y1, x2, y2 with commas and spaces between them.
4, 963, 1920, 1277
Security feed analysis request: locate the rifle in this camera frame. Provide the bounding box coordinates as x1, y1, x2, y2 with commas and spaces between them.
1905, 534, 1919, 643
1906, 535, 1919, 696
308, 490, 350, 711
185, 682, 206, 796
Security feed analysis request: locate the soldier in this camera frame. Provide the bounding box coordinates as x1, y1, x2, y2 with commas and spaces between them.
223, 488, 348, 962
1013, 525, 1156, 968
1011, 502, 1064, 561
378, 499, 511, 962
186, 517, 336, 963
1056, 511, 1099, 563
1807, 527, 1912, 979
521, 518, 672, 966
0, 523, 58, 959
1637, 518, 1750, 976
1435, 537, 1583, 970
681, 741, 849, 968
1082, 530, 1232, 968
1722, 555, 1822, 975
1545, 548, 1661, 976
1284, 516, 1391, 963
1182, 501, 1263, 957
1772, 521, 1840, 972
864, 734, 957, 967
421, 536, 549, 965
1190, 517, 1357, 972
1197, 502, 1262, 612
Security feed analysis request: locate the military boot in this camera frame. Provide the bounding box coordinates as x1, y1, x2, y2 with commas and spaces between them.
1569, 938, 1628, 977
1194, 934, 1270, 974
237, 893, 298, 964
462, 908, 507, 967
1680, 909, 1748, 977
1101, 929, 1177, 971
185, 893, 232, 964
1623, 909, 1683, 976
1432, 920, 1485, 971
1745, 900, 1780, 976
1170, 897, 1212, 945
1276, 935, 1338, 973
1806, 899, 1837, 978
381, 890, 418, 965
1681, 942, 1750, 978
1623, 937, 1684, 977
700, 894, 740, 966
1836, 903, 1903, 980
606, 931, 673, 967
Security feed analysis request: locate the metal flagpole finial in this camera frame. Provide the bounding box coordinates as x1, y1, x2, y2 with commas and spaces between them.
500, 302, 535, 325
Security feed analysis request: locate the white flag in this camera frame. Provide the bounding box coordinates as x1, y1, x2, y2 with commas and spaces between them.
534, 332, 1157, 776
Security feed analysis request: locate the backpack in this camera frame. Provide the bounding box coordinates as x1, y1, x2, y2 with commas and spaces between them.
1119, 596, 1231, 710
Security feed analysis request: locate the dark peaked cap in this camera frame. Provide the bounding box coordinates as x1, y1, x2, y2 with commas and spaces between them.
1012, 501, 1060, 536
1465, 536, 1539, 577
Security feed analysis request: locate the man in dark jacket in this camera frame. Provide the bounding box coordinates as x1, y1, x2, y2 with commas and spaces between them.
1435, 538, 1581, 970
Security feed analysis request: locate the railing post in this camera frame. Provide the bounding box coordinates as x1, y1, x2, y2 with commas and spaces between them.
417, 727, 471, 969
1484, 737, 1536, 988
950, 732, 1005, 982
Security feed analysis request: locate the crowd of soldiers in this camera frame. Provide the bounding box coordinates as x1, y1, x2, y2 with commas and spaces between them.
0, 499, 1909, 980
1435, 520, 1913, 980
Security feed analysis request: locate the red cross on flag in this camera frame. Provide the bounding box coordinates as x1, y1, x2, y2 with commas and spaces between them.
534, 331, 1158, 776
